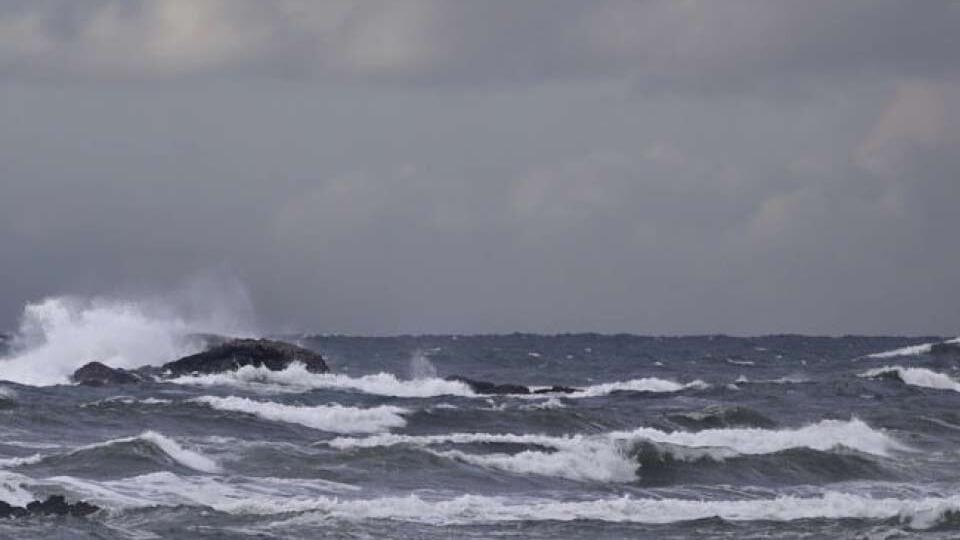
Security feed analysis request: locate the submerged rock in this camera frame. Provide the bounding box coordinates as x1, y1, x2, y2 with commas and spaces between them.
71, 362, 142, 386
160, 338, 328, 377
0, 495, 99, 518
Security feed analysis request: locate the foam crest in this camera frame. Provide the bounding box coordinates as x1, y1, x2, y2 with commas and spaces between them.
172, 364, 476, 397
431, 446, 634, 482
193, 396, 409, 433
611, 418, 906, 457
861, 366, 960, 393
570, 377, 708, 397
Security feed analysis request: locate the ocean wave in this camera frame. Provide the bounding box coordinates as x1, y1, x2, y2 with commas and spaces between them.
261, 491, 960, 529
172, 364, 477, 397
192, 396, 409, 434
171, 363, 703, 399
45, 471, 357, 512
867, 337, 960, 359
327, 418, 903, 482
0, 431, 220, 473
566, 377, 708, 398
860, 366, 960, 393
33, 471, 960, 529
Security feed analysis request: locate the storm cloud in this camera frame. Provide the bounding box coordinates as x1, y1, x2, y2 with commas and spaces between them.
1, 0, 958, 335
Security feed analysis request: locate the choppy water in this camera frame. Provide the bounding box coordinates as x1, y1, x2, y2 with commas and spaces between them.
3, 332, 960, 539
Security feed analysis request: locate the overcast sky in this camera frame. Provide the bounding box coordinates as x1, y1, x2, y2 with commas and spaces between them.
1, 1, 958, 335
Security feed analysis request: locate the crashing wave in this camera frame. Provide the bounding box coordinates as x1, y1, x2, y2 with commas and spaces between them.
0, 290, 254, 386
192, 396, 409, 434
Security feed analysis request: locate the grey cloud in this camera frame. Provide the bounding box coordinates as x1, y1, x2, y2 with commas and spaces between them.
0, 2, 957, 335
1, 1, 957, 90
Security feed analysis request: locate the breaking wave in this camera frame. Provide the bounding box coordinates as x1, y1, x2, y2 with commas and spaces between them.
0, 431, 220, 474
860, 366, 960, 393
867, 337, 960, 359
568, 378, 708, 397
192, 396, 409, 434
21, 470, 958, 529
327, 418, 904, 483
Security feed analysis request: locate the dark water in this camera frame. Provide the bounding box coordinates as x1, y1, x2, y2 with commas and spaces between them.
3, 333, 960, 539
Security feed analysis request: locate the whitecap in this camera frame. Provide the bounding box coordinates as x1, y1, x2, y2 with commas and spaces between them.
193, 396, 408, 434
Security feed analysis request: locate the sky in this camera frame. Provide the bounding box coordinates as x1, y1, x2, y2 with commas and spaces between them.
0, 0, 958, 336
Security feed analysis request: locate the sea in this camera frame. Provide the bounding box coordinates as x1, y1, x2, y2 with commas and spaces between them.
2, 304, 960, 538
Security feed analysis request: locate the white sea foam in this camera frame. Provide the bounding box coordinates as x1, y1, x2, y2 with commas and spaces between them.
327, 418, 903, 482
172, 364, 476, 397
867, 337, 960, 359
568, 378, 708, 398
430, 446, 634, 482
171, 363, 702, 399
46, 471, 357, 512
0, 471, 35, 506
193, 396, 409, 434
0, 281, 255, 386
860, 366, 960, 393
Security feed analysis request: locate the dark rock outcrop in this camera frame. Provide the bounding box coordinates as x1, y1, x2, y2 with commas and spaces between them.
445, 376, 581, 395
532, 385, 580, 394
0, 495, 99, 518
446, 376, 530, 395
160, 338, 328, 376
71, 362, 142, 386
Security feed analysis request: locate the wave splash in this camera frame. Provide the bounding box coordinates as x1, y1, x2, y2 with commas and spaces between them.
0, 282, 255, 386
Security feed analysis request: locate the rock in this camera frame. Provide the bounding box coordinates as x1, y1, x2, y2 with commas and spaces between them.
0, 495, 99, 518
71, 362, 141, 386
160, 338, 328, 377
445, 376, 530, 395
532, 385, 580, 394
